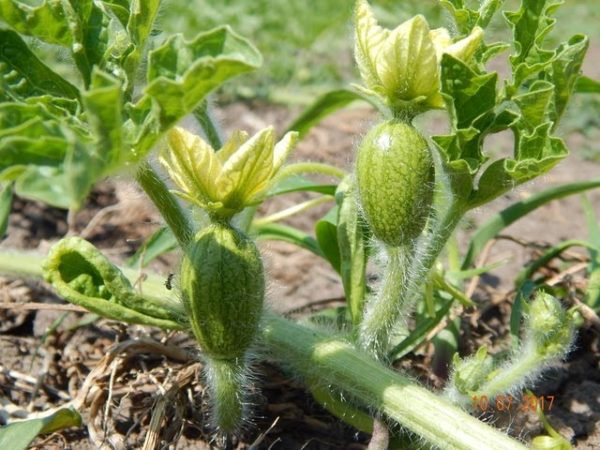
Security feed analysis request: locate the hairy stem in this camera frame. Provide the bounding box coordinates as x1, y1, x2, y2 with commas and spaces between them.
358, 201, 465, 357
205, 357, 248, 433
359, 245, 410, 357
262, 313, 528, 450
475, 344, 549, 401
135, 162, 194, 248
193, 100, 223, 150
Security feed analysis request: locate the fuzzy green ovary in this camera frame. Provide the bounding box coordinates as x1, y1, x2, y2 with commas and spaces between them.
356, 120, 434, 247
181, 224, 264, 360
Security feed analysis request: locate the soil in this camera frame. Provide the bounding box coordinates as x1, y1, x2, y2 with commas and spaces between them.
1, 101, 599, 450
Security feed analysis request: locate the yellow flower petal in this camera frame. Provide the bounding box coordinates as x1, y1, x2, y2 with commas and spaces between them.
354, 0, 389, 91
161, 127, 221, 205
272, 131, 299, 174
444, 26, 484, 62
217, 130, 249, 164
376, 15, 438, 101
430, 28, 452, 59
217, 127, 275, 206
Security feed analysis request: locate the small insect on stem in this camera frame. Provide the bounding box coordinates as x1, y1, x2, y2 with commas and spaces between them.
165, 273, 175, 290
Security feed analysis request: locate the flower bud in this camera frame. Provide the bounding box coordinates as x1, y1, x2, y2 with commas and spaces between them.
354, 0, 483, 115
450, 346, 495, 395
356, 120, 434, 247
180, 224, 264, 359
160, 126, 298, 220
526, 292, 574, 358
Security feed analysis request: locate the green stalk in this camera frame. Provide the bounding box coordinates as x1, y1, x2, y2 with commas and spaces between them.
262, 313, 528, 450
252, 196, 333, 226
275, 162, 347, 180
135, 162, 194, 248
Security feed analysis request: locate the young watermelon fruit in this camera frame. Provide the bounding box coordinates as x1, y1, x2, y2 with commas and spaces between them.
356, 120, 434, 247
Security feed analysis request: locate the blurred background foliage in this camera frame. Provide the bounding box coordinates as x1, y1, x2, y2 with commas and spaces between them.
2, 0, 599, 157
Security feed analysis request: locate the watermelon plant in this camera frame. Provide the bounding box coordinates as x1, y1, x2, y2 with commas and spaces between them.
1, 0, 599, 448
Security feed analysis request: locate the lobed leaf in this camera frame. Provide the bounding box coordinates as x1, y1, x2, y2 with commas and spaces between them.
129, 26, 261, 158
0, 0, 72, 46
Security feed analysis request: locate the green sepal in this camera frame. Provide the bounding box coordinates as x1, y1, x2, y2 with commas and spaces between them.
44, 237, 186, 330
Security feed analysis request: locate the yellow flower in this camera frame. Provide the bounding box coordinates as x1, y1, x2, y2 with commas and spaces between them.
354, 0, 483, 113
160, 126, 298, 219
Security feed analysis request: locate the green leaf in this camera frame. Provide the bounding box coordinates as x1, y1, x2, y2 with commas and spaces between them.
574, 75, 600, 94
471, 121, 568, 208
284, 88, 369, 139
81, 69, 123, 170
126, 227, 178, 268
505, 0, 562, 65
11, 166, 71, 209
252, 222, 323, 258
462, 178, 600, 269
0, 118, 67, 172
268, 174, 336, 197
0, 182, 12, 238
549, 35, 589, 125
440, 54, 498, 133
0, 406, 82, 450
61, 0, 108, 87
336, 178, 368, 326
0, 30, 79, 100
511, 280, 535, 350
513, 80, 554, 131
100, 0, 130, 27
44, 237, 186, 329
316, 206, 341, 273
515, 239, 595, 289
440, 0, 479, 34
123, 0, 161, 80
581, 195, 600, 311
0, 0, 72, 46
477, 0, 504, 29
132, 26, 262, 157
127, 0, 160, 50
